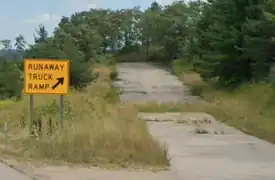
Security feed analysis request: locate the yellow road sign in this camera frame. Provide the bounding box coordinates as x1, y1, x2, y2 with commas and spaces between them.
24, 59, 69, 95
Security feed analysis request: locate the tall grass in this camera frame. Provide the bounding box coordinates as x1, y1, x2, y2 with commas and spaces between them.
0, 65, 168, 167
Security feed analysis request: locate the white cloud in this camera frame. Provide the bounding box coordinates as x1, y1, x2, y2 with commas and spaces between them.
156, 0, 178, 6
87, 3, 98, 9
23, 13, 61, 25
67, 0, 100, 11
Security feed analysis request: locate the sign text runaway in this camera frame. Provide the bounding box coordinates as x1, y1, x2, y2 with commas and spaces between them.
27, 63, 64, 91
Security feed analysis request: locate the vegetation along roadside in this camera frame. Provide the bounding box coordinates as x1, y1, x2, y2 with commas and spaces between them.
2, 0, 275, 168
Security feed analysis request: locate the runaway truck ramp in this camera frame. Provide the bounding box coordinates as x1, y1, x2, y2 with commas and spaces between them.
116, 62, 275, 180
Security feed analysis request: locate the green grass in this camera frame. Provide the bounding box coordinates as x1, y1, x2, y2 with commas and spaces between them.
171, 59, 192, 76
0, 99, 18, 106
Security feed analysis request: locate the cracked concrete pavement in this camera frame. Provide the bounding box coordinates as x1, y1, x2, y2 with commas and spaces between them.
113, 62, 200, 104
115, 62, 275, 180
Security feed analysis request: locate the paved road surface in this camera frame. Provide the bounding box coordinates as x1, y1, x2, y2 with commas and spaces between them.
115, 62, 275, 180
148, 121, 275, 180
0, 162, 32, 180
113, 62, 199, 104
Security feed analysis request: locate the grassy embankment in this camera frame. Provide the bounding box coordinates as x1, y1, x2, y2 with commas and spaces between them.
137, 60, 275, 143
0, 62, 168, 167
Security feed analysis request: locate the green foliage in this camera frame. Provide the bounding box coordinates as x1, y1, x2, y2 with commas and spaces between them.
95, 54, 116, 65
104, 87, 120, 103
190, 84, 203, 97
14, 34, 26, 52
34, 24, 48, 44
192, 0, 275, 88
0, 58, 23, 100
2, 0, 275, 99
109, 71, 118, 81
25, 29, 96, 89
172, 59, 189, 76
36, 99, 73, 118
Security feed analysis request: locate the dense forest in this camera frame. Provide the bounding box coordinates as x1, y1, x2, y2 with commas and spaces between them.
1, 0, 275, 99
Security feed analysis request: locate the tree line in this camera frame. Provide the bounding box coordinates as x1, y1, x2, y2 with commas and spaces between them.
1, 0, 275, 99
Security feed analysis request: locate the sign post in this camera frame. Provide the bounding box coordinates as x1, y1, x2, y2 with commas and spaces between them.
24, 59, 69, 129
60, 95, 64, 128
30, 94, 34, 131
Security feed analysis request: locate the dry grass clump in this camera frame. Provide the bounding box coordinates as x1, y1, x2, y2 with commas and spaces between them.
0, 65, 169, 167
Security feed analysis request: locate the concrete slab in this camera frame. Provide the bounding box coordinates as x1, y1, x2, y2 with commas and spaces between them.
147, 121, 275, 180
114, 62, 200, 104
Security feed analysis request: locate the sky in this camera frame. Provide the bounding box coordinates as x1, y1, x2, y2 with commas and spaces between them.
0, 0, 176, 46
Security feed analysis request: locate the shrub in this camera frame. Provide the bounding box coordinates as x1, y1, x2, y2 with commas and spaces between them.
109, 71, 118, 81
95, 54, 116, 65
0, 58, 23, 100
24, 38, 97, 89
190, 84, 203, 96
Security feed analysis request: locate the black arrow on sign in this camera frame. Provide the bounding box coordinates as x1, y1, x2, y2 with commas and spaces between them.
52, 77, 64, 90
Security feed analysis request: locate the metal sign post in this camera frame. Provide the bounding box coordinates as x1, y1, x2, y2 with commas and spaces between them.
60, 95, 64, 128
29, 94, 34, 134
24, 59, 69, 130
4, 121, 8, 152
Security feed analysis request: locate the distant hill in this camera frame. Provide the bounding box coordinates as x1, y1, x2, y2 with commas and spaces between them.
0, 49, 23, 61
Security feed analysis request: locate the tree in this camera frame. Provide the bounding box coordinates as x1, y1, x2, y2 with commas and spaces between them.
193, 0, 266, 87
243, 0, 275, 81
184, 0, 206, 62
0, 39, 12, 50
4, 0, 275, 97
0, 58, 23, 100
34, 24, 48, 43
160, 2, 188, 60
138, 2, 163, 60
14, 34, 26, 52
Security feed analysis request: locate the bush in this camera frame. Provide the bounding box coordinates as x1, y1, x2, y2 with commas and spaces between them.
171, 59, 193, 76
190, 84, 203, 96
0, 59, 23, 100
70, 59, 97, 89
119, 44, 141, 55
109, 71, 118, 81
95, 54, 116, 65
172, 60, 185, 76
24, 38, 97, 89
